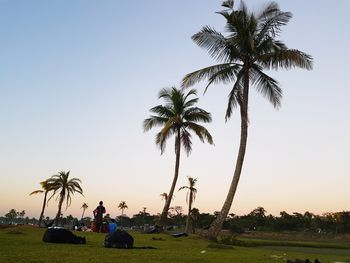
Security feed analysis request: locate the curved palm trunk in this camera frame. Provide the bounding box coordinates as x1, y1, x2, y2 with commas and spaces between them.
120, 208, 125, 228
185, 191, 193, 234
54, 193, 65, 226
205, 71, 250, 240
81, 208, 86, 220
38, 191, 48, 227
159, 129, 181, 228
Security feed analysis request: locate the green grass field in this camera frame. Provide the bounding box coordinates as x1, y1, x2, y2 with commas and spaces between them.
1, 226, 350, 263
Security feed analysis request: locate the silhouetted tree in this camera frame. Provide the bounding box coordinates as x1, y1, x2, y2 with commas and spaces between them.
144, 87, 213, 227
182, 0, 312, 239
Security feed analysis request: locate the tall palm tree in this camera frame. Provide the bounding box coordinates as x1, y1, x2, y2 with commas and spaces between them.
81, 203, 88, 220
48, 171, 84, 226
178, 176, 197, 234
182, 0, 312, 239
144, 87, 213, 227
29, 179, 55, 227
118, 201, 128, 216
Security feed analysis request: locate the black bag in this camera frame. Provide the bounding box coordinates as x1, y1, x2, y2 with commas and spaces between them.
104, 229, 134, 249
43, 228, 86, 244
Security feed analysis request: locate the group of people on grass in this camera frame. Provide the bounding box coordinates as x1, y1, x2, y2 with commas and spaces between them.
93, 201, 116, 234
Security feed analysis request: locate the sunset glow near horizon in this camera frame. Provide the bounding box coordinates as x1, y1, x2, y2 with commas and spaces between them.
0, 1, 349, 220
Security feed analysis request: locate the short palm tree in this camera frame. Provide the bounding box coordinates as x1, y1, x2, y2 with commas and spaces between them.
48, 171, 84, 226
182, 0, 312, 239
81, 203, 88, 220
160, 192, 175, 204
118, 201, 128, 228
118, 201, 128, 216
190, 207, 200, 234
144, 87, 213, 227
160, 192, 168, 203
178, 176, 197, 234
29, 179, 55, 227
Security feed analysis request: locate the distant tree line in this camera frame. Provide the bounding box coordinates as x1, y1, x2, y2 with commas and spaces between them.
3, 206, 350, 234
223, 207, 350, 234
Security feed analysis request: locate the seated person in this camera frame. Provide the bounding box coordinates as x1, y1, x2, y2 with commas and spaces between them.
108, 219, 117, 234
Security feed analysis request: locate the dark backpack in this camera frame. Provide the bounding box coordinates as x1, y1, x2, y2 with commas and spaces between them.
104, 229, 134, 249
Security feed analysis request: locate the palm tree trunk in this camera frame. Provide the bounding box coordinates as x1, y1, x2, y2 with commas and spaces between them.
204, 71, 250, 240
121, 208, 124, 228
38, 192, 48, 227
54, 193, 65, 226
159, 129, 181, 228
81, 209, 85, 221
185, 191, 193, 234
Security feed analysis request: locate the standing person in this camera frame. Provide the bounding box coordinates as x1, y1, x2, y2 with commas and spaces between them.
93, 201, 106, 232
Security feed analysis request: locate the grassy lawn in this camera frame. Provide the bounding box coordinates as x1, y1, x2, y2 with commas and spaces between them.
1, 226, 350, 263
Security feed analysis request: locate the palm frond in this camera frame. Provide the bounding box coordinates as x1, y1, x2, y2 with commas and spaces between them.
255, 37, 286, 57
204, 63, 241, 94
181, 129, 192, 155
221, 0, 234, 9
216, 9, 231, 22
69, 179, 83, 194
182, 89, 198, 110
186, 122, 214, 145
223, 0, 249, 37
181, 63, 234, 88
251, 65, 282, 108
47, 189, 57, 203
259, 49, 313, 70
171, 89, 186, 114
158, 87, 173, 102
190, 187, 197, 203
149, 105, 174, 117
156, 120, 176, 154
143, 116, 169, 132
178, 186, 189, 191
62, 178, 83, 210
192, 26, 234, 63
29, 190, 44, 195
65, 194, 71, 210
184, 107, 212, 123
257, 2, 292, 40
183, 97, 199, 108
183, 88, 197, 99
225, 69, 244, 121
238, 0, 248, 14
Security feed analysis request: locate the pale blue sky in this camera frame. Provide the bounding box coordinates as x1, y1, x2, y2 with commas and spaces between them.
0, 1, 349, 219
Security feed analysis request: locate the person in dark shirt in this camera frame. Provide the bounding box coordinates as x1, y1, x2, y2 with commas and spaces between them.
93, 201, 106, 232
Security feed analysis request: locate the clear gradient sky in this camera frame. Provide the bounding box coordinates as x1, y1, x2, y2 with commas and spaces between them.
0, 0, 349, 220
